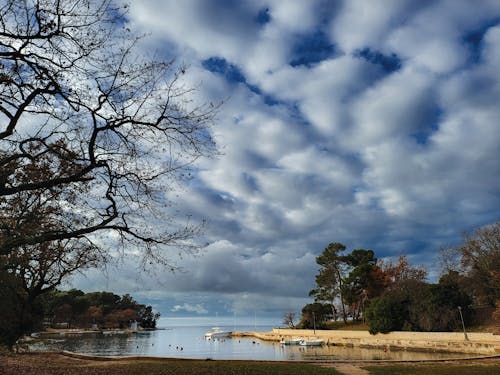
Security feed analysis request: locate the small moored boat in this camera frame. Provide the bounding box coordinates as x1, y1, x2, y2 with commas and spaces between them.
280, 338, 302, 345
204, 327, 232, 339
299, 339, 324, 346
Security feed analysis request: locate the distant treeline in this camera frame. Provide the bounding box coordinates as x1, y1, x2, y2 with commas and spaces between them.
41, 289, 160, 330
0, 284, 161, 349
292, 221, 499, 334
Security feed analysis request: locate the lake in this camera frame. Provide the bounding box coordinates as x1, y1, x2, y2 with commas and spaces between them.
28, 316, 474, 361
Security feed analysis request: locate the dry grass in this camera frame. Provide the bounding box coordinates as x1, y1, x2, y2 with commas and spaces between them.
0, 352, 340, 375
323, 321, 369, 331
364, 360, 500, 375
2, 352, 499, 375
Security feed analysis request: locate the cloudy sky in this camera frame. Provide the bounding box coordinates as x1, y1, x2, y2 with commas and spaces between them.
72, 0, 500, 320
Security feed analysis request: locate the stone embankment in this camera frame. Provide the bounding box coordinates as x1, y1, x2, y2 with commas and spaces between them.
233, 329, 500, 355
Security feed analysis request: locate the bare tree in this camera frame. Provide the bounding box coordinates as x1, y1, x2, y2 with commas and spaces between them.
282, 311, 296, 328
439, 245, 463, 275
0, 0, 217, 266
458, 221, 500, 306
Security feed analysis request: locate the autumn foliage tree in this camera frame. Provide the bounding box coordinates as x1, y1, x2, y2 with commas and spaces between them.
365, 255, 477, 334
379, 255, 427, 289
87, 306, 103, 325
305, 222, 498, 334
0, 148, 102, 346
42, 289, 159, 329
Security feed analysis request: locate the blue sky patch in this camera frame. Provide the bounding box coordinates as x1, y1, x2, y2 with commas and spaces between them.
202, 56, 284, 107
255, 7, 271, 25
354, 48, 402, 73
202, 57, 246, 83
289, 30, 337, 67
411, 107, 442, 145
462, 18, 500, 63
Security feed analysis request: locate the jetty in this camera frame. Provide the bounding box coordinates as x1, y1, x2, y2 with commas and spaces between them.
232, 329, 500, 355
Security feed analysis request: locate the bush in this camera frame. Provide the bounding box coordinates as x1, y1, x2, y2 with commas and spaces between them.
365, 295, 407, 334
298, 303, 331, 329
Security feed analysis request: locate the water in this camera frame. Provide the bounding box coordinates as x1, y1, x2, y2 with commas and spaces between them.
28, 317, 475, 361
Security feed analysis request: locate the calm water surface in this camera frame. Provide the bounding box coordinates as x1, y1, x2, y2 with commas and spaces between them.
29, 317, 474, 361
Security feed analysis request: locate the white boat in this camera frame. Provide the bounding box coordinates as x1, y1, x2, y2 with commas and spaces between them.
204, 327, 232, 339
299, 339, 324, 346
280, 338, 302, 345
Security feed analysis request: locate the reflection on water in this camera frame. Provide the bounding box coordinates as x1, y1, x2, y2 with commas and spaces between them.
27, 326, 473, 361
275, 344, 469, 361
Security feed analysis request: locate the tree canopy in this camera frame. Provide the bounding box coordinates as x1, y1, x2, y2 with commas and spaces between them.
308, 243, 385, 323
42, 289, 160, 330
302, 221, 499, 334
457, 221, 500, 306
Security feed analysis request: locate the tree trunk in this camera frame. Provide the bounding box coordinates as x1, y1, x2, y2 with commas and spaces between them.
330, 303, 337, 321
337, 270, 348, 324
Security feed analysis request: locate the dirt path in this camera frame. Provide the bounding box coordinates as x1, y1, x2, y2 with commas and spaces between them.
326, 364, 370, 375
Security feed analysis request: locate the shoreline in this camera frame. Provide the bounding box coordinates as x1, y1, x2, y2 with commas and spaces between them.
232, 329, 500, 355
34, 327, 158, 336
1, 352, 499, 375
59, 349, 500, 364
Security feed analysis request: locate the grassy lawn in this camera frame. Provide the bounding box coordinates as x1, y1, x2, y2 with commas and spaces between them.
323, 321, 369, 330
36, 361, 342, 375
0, 353, 342, 375
2, 352, 499, 374
364, 362, 500, 375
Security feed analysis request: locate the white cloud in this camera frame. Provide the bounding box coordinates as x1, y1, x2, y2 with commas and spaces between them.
171, 303, 208, 314
483, 26, 500, 67
68, 1, 500, 317
347, 66, 435, 148
329, 0, 413, 52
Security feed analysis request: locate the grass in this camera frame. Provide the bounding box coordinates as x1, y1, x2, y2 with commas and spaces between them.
0, 353, 342, 375
323, 320, 369, 330
364, 362, 500, 375
2, 352, 499, 375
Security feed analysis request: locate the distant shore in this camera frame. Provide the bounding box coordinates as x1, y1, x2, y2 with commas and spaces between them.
233, 329, 500, 355
39, 327, 158, 335
20, 328, 155, 346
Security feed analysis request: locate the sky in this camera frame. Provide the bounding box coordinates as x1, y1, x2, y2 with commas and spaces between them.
71, 0, 500, 320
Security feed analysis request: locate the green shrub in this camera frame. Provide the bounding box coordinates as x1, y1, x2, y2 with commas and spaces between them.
365, 295, 407, 334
